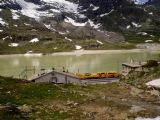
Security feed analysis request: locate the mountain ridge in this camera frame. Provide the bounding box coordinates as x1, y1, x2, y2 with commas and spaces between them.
0, 0, 160, 54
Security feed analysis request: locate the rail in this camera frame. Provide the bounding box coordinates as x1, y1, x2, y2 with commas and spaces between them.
19, 66, 36, 79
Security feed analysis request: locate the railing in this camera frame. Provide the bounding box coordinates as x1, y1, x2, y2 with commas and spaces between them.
19, 66, 36, 80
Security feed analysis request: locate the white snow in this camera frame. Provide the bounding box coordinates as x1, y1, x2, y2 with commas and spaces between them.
150, 35, 155, 38
100, 9, 114, 17
59, 32, 66, 35
0, 9, 2, 12
24, 52, 42, 57
53, 47, 58, 50
146, 79, 160, 88
88, 20, 102, 29
0, 30, 3, 32
16, 0, 41, 20
136, 116, 160, 120
149, 12, 153, 15
93, 6, 99, 11
65, 17, 87, 27
96, 40, 104, 45
50, 9, 61, 13
65, 37, 72, 42
1, 0, 86, 26
126, 25, 131, 29
137, 32, 148, 36
75, 45, 82, 50
24, 23, 31, 26
8, 43, 19, 47
30, 38, 39, 43
2, 36, 9, 41
0, 18, 8, 26
44, 24, 56, 32
15, 0, 81, 20
132, 22, 142, 28
28, 51, 33, 53
14, 25, 18, 27
14, 0, 53, 20
42, 0, 78, 13
11, 10, 20, 20
145, 40, 153, 43
10, 36, 13, 39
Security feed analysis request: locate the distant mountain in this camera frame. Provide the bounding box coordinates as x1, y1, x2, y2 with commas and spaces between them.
0, 0, 160, 53
146, 0, 160, 5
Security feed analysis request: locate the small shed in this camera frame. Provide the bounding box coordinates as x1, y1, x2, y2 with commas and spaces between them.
122, 62, 144, 75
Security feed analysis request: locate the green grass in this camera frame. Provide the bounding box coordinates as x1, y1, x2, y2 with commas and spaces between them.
0, 75, 160, 119
0, 77, 85, 105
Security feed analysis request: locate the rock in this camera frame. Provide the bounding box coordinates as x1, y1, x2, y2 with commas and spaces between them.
129, 105, 145, 113
66, 100, 74, 106
130, 87, 143, 96
73, 102, 79, 106
4, 104, 20, 114
35, 111, 41, 114
17, 104, 33, 113
137, 85, 142, 89
82, 111, 87, 116
59, 110, 64, 114
0, 104, 6, 110
6, 91, 11, 94
150, 90, 160, 96
121, 98, 127, 102
0, 87, 3, 90
101, 96, 106, 100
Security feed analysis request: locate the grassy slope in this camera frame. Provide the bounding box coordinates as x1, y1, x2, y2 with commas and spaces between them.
0, 75, 160, 120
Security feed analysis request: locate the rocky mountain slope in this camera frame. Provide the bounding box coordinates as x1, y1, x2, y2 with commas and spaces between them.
0, 0, 160, 53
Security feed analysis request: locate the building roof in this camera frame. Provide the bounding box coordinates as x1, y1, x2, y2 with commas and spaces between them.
122, 62, 146, 68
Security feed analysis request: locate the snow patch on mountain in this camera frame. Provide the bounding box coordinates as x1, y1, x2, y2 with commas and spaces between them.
88, 20, 102, 29
2, 36, 9, 41
8, 43, 19, 47
50, 9, 61, 13
126, 25, 131, 29
93, 6, 99, 11
65, 37, 72, 42
44, 24, 56, 32
11, 10, 20, 20
15, 0, 40, 19
65, 17, 87, 26
42, 0, 78, 13
132, 22, 142, 28
100, 9, 114, 17
0, 18, 8, 26
75, 45, 82, 50
96, 40, 103, 45
30, 38, 39, 43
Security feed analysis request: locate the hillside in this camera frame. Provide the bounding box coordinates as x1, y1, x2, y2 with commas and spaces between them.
1, 70, 160, 120
0, 0, 160, 54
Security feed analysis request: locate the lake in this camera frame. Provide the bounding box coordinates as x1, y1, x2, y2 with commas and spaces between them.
0, 50, 159, 78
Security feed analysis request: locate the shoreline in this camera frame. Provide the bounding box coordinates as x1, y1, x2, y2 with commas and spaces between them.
0, 48, 159, 57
